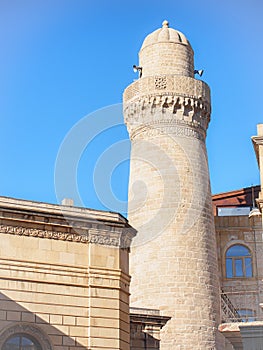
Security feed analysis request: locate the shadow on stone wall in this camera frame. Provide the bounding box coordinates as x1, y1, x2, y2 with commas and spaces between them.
130, 325, 161, 350
0, 292, 87, 349
130, 310, 171, 350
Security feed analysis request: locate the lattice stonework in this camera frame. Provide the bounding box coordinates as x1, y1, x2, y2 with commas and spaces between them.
154, 76, 167, 90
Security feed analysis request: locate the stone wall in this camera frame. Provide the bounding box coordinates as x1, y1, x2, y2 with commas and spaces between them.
215, 214, 263, 322
0, 197, 136, 350
130, 308, 170, 350
124, 20, 225, 349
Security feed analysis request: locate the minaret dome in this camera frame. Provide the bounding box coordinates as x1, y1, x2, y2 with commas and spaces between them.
139, 20, 194, 77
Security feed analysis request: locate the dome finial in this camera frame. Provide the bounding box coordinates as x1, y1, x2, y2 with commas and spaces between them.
162, 20, 169, 28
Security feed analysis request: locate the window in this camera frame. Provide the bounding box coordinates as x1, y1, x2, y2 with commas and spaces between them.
237, 309, 256, 322
2, 334, 42, 350
226, 244, 252, 278
218, 207, 251, 216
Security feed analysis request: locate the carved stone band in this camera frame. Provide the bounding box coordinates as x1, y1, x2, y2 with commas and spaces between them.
124, 94, 211, 135
0, 224, 134, 248
129, 123, 206, 142
123, 75, 211, 103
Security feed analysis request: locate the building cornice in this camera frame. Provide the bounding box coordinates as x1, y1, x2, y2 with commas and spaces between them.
0, 197, 136, 248
0, 196, 127, 223
251, 135, 263, 166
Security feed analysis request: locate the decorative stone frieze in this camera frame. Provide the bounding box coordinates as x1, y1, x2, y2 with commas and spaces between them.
123, 75, 210, 103
123, 75, 211, 142
127, 122, 206, 142
0, 197, 136, 248
0, 223, 134, 248
124, 96, 210, 141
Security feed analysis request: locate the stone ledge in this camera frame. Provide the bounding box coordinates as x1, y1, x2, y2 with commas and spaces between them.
0, 197, 136, 248
0, 195, 127, 224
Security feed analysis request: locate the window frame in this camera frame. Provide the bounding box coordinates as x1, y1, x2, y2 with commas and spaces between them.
0, 325, 52, 350
2, 333, 42, 350
225, 244, 253, 279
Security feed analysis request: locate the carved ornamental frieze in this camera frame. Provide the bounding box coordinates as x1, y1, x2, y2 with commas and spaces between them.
123, 75, 211, 102
128, 122, 206, 142
0, 223, 135, 248
124, 95, 210, 141
123, 75, 211, 141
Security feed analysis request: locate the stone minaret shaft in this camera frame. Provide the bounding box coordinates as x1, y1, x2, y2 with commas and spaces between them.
124, 21, 223, 349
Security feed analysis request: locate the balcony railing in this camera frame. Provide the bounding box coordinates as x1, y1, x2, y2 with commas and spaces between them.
221, 289, 241, 322
221, 289, 262, 323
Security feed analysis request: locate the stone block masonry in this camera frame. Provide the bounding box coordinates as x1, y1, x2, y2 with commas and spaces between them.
0, 196, 136, 349
124, 20, 224, 349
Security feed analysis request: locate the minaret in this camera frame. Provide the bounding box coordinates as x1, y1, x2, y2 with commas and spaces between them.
123, 21, 223, 349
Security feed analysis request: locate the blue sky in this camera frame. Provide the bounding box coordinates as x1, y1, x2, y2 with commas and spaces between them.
0, 0, 263, 214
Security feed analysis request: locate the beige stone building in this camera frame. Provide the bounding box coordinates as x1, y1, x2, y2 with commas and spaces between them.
213, 185, 263, 349
0, 197, 136, 349
1, 21, 263, 350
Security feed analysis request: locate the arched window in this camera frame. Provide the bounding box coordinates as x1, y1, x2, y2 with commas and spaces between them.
2, 334, 42, 350
226, 244, 252, 278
